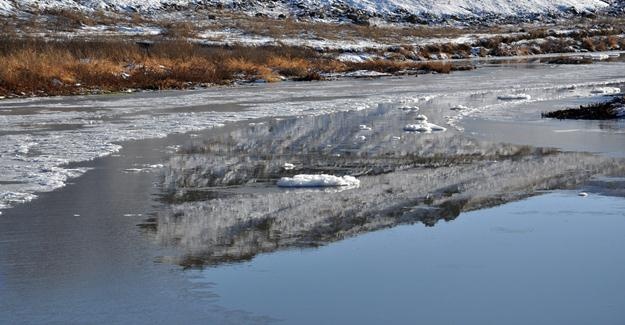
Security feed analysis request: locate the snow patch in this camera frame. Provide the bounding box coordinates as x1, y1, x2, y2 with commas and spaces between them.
337, 53, 375, 63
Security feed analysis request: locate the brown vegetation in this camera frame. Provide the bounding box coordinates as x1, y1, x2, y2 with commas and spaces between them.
0, 37, 473, 97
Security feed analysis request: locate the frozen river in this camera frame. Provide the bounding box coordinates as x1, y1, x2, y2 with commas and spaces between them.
1, 60, 625, 324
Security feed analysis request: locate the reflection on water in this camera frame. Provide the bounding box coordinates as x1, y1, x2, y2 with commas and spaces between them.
156, 106, 625, 267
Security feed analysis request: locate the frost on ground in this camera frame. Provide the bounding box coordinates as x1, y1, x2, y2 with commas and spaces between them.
277, 174, 360, 188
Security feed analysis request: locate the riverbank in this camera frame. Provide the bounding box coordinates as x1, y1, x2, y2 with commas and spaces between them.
0, 37, 467, 98
2, 11, 625, 98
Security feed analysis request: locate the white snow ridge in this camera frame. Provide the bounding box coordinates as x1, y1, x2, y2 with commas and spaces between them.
277, 174, 360, 188
0, 0, 612, 19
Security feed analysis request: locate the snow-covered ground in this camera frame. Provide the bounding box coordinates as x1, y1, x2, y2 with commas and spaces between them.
1, 61, 625, 210
0, 0, 612, 19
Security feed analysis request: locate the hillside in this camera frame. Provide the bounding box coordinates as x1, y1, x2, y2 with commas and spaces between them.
0, 0, 619, 23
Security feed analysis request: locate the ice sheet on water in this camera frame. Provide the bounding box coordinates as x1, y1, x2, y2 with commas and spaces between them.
277, 174, 360, 188
343, 70, 392, 78
157, 149, 623, 266
497, 94, 532, 100
590, 87, 621, 94
2, 62, 625, 210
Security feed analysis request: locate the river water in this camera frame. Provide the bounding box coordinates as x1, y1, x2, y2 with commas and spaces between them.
1, 60, 625, 324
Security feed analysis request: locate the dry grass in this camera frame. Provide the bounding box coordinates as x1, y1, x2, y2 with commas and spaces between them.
0, 38, 315, 96
161, 21, 197, 38
0, 37, 471, 97
266, 56, 311, 77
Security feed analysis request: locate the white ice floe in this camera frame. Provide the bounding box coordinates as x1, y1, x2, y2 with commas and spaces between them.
497, 94, 532, 100
415, 114, 428, 121
277, 174, 360, 188
391, 136, 401, 140
451, 105, 469, 110
356, 135, 367, 141
403, 122, 447, 133
283, 163, 296, 170
359, 124, 372, 130
578, 192, 589, 197
590, 87, 621, 94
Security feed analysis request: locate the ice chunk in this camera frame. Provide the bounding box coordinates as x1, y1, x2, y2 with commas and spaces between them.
404, 124, 430, 132
590, 87, 621, 94
497, 94, 532, 100
404, 122, 447, 133
359, 124, 372, 131
451, 105, 469, 110
356, 135, 367, 141
578, 192, 589, 197
283, 163, 296, 170
277, 174, 360, 188
415, 114, 428, 121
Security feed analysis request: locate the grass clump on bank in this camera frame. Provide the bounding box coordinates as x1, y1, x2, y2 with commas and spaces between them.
542, 96, 625, 119
0, 38, 320, 96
